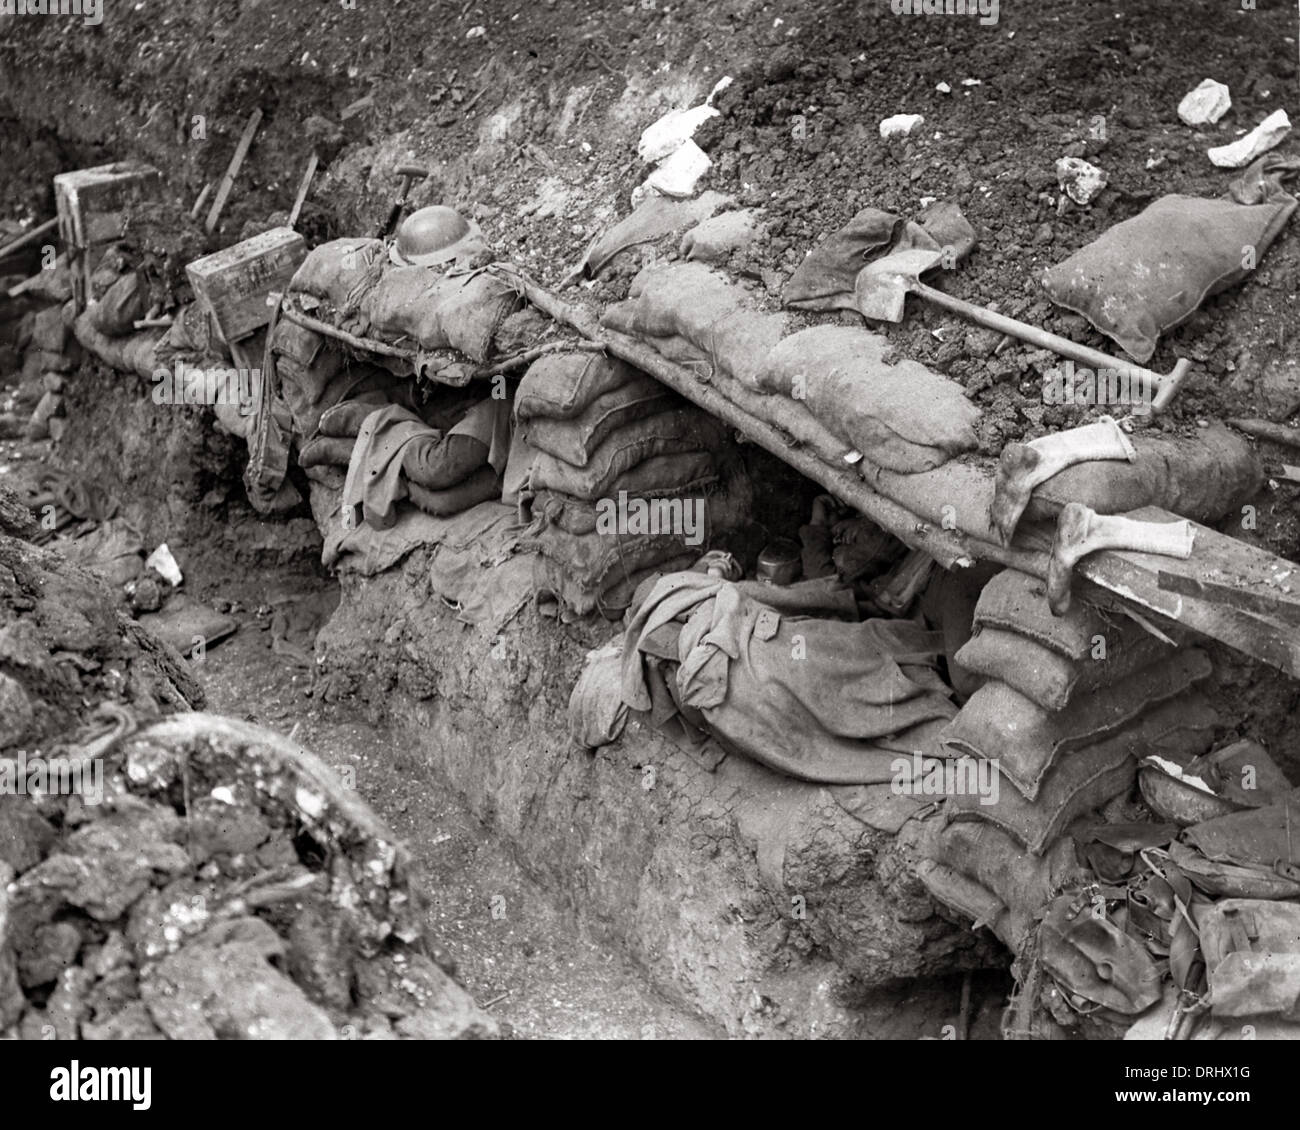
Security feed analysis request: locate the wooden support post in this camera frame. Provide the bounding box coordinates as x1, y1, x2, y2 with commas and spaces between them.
288, 154, 319, 229
206, 109, 264, 234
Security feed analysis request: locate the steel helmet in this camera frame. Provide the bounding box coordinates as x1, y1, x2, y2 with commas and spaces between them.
389, 205, 486, 267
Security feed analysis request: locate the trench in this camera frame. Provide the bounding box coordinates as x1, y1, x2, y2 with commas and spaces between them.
3, 0, 1297, 1041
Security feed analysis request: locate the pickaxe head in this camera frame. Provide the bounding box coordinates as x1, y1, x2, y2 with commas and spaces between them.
853, 246, 946, 323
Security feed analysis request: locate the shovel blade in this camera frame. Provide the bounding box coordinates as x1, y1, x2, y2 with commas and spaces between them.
853, 246, 946, 323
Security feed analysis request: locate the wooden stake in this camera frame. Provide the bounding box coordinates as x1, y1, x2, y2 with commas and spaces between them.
189, 182, 213, 220
1226, 418, 1300, 449
205, 108, 264, 234
287, 153, 319, 229
0, 216, 58, 261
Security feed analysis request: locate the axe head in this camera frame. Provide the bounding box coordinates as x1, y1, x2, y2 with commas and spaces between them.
853, 246, 946, 323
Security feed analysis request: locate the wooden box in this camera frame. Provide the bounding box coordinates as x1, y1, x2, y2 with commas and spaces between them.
53, 161, 161, 248
186, 227, 307, 344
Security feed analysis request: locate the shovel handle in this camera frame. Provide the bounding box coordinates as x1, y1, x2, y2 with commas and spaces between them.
914, 281, 1189, 411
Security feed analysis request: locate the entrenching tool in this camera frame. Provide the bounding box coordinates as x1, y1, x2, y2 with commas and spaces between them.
854, 247, 1192, 414
378, 164, 430, 238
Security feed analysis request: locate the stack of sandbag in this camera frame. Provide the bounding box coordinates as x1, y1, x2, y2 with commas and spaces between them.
601, 261, 980, 473
918, 568, 1220, 947
515, 350, 749, 617
285, 238, 521, 379
942, 569, 1219, 854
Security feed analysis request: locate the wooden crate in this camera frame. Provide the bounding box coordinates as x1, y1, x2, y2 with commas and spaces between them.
186, 227, 306, 344
53, 161, 161, 248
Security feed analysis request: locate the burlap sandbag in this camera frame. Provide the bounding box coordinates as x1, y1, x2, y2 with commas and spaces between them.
940, 648, 1212, 800
530, 466, 721, 536
931, 819, 1082, 950
955, 621, 1175, 712
1023, 423, 1262, 526
600, 262, 789, 391
755, 325, 980, 473
529, 409, 727, 501
533, 539, 698, 617
515, 352, 649, 421
973, 568, 1128, 661
520, 381, 678, 468
362, 266, 519, 362
88, 271, 148, 338
1042, 156, 1300, 362
289, 238, 386, 316
949, 696, 1218, 854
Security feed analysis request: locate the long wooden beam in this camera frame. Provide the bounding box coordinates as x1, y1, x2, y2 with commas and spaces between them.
492, 263, 1300, 679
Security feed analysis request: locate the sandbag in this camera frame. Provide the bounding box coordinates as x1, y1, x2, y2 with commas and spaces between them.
940, 649, 1212, 800
1042, 156, 1300, 362
930, 819, 1082, 950
88, 271, 149, 338
1023, 423, 1263, 527
362, 266, 519, 363
529, 466, 721, 536
577, 191, 731, 279
954, 620, 1175, 712
569, 641, 630, 749
289, 238, 386, 316
529, 408, 727, 500
973, 569, 1127, 661
520, 381, 678, 468
680, 208, 766, 264
600, 262, 789, 391
949, 696, 1218, 854
784, 201, 977, 313
756, 325, 980, 473
515, 352, 651, 421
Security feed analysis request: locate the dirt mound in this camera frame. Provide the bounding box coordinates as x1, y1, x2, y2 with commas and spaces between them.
0, 526, 492, 1040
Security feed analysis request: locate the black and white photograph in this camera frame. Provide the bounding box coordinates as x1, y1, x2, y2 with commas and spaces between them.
0, 0, 1297, 1091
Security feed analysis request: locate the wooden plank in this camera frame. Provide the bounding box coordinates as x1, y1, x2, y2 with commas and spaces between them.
287, 154, 318, 229
1075, 508, 1300, 678
205, 109, 263, 234
488, 263, 1300, 679
0, 217, 57, 260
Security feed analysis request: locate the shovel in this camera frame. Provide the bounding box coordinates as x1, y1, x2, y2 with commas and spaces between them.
855, 247, 1192, 414
377, 163, 430, 238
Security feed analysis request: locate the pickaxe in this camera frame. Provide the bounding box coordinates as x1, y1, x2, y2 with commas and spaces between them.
378, 164, 430, 238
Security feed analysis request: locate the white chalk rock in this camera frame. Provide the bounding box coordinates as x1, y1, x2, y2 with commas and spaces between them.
1208, 108, 1291, 168
880, 113, 925, 139
646, 139, 711, 198
1055, 156, 1108, 205
1177, 78, 1231, 126
638, 104, 720, 164
145, 543, 183, 587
